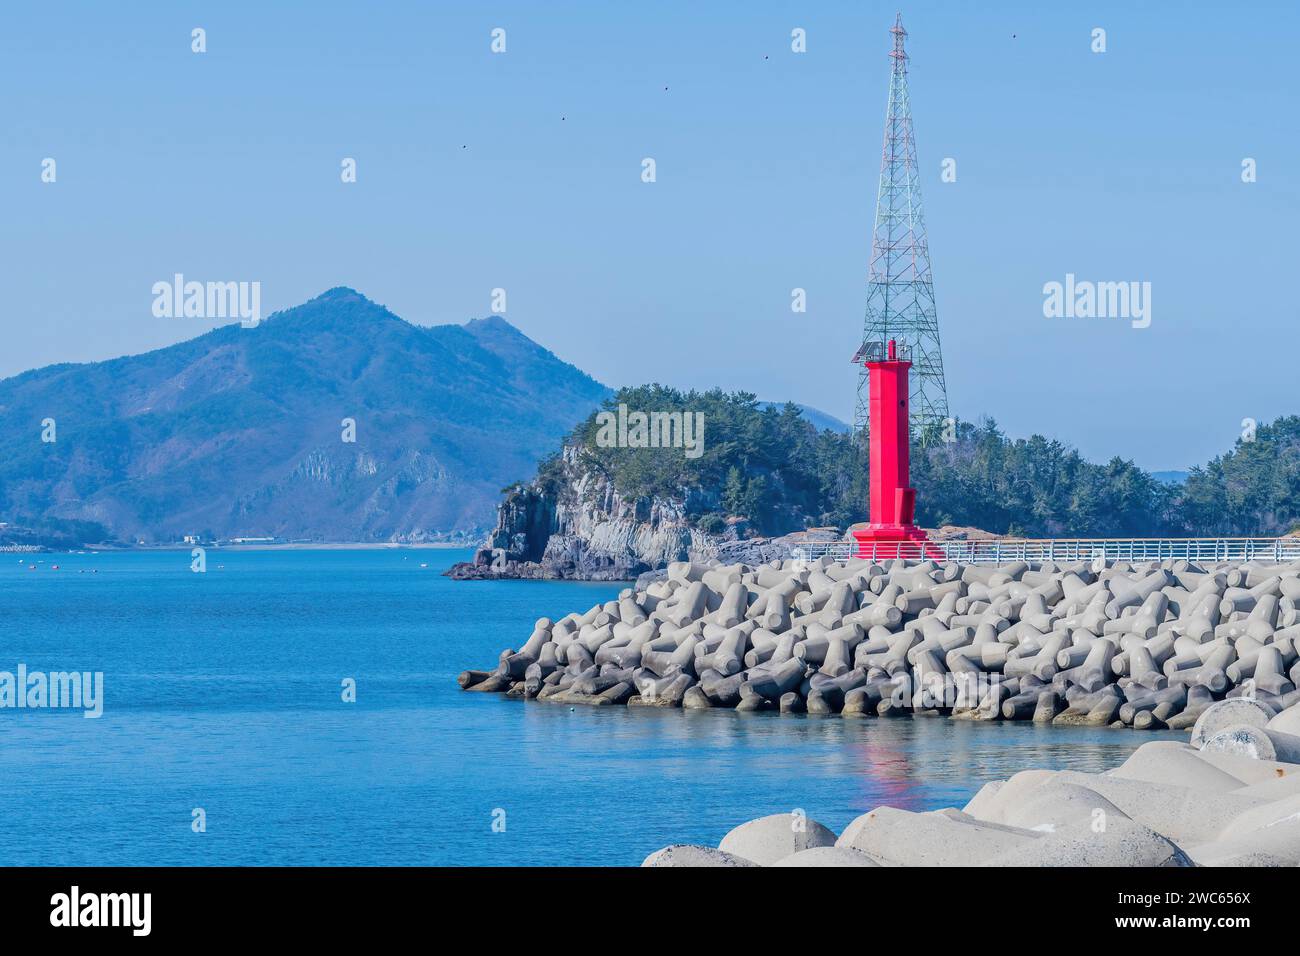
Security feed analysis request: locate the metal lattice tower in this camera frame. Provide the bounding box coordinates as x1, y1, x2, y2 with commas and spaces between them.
853, 13, 949, 437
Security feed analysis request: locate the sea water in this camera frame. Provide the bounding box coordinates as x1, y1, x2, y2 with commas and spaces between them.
0, 548, 1182, 865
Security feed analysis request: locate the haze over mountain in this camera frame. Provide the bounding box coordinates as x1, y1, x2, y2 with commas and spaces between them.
0, 289, 610, 545
759, 402, 849, 434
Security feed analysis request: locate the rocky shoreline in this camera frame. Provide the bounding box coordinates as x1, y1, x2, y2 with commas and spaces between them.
441, 437, 861, 581
644, 701, 1300, 866
445, 530, 842, 581
458, 555, 1300, 728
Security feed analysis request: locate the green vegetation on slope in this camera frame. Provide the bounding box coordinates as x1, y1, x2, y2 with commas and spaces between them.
0, 288, 611, 544
548, 386, 1300, 539
1177, 417, 1300, 536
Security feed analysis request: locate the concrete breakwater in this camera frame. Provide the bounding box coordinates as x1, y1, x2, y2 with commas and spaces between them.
643, 705, 1300, 866
644, 707, 1300, 868
458, 555, 1300, 727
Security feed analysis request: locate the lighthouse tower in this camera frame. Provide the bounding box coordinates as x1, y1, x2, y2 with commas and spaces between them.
850, 339, 938, 559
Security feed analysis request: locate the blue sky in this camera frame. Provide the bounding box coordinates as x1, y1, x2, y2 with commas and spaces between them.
3, 0, 1297, 470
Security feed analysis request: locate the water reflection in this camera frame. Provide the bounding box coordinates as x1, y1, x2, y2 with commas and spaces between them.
502, 696, 1182, 860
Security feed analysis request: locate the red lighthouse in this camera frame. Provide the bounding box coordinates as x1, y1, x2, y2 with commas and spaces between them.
851, 339, 939, 559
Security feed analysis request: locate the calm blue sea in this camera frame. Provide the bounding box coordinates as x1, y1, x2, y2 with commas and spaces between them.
0, 548, 1180, 866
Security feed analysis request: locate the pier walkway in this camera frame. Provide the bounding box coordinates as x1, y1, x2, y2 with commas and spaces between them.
794, 537, 1300, 564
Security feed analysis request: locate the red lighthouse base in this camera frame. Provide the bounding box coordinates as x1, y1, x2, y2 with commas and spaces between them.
852, 523, 944, 561
850, 339, 945, 562
851, 485, 944, 559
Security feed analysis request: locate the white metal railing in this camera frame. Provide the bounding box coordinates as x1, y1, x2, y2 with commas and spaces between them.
790, 537, 1300, 565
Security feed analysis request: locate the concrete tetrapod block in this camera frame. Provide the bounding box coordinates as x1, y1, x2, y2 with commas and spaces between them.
1002, 686, 1043, 720
629, 672, 694, 708
1187, 847, 1296, 866
835, 806, 1042, 866
980, 816, 1193, 867
682, 685, 712, 710
1213, 788, 1300, 844
700, 671, 745, 707
717, 812, 838, 865
711, 581, 749, 628
1046, 770, 1265, 846
1053, 687, 1121, 727
806, 688, 835, 715
779, 691, 805, 714
1190, 697, 1276, 748
1118, 687, 1162, 726
457, 669, 492, 689
1109, 741, 1255, 793
464, 672, 513, 693
1138, 686, 1187, 729
591, 681, 636, 705
770, 846, 884, 867
1266, 703, 1300, 737
841, 687, 871, 716
1187, 797, 1300, 866
1194, 750, 1300, 790
1165, 686, 1215, 730
961, 781, 1006, 820
998, 781, 1132, 833
1202, 724, 1300, 763
641, 845, 759, 867
744, 657, 806, 702
1252, 645, 1295, 696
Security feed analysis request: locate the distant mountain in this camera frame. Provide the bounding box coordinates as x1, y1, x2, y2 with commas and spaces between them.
0, 288, 610, 544
759, 402, 850, 434
1152, 470, 1189, 486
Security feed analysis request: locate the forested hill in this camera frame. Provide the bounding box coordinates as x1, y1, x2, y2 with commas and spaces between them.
524, 386, 1300, 541
0, 288, 610, 545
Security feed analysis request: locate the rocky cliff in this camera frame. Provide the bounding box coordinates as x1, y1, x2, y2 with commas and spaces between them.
446, 444, 840, 581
